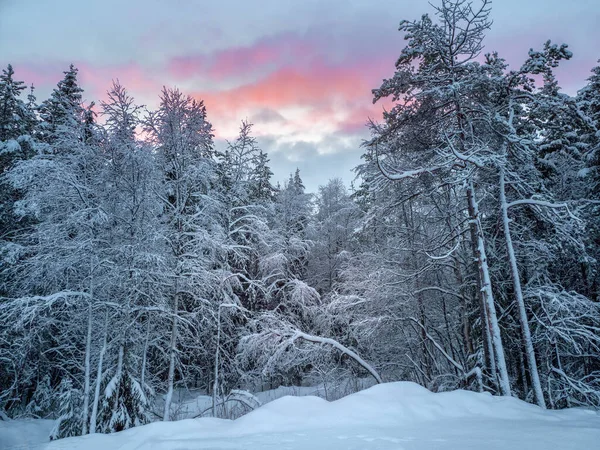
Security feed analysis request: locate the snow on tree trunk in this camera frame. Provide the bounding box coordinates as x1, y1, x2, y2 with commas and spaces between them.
163, 299, 178, 422
213, 305, 222, 418
466, 186, 497, 381
141, 317, 150, 390
499, 166, 546, 408
467, 180, 511, 396
89, 312, 108, 434
81, 299, 92, 435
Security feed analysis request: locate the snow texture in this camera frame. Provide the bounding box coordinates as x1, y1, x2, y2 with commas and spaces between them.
2, 382, 598, 449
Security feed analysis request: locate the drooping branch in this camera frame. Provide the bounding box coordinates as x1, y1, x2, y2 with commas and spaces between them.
290, 331, 383, 384
506, 198, 580, 221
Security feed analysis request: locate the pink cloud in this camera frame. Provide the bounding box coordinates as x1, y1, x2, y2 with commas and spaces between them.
11, 62, 67, 88
11, 60, 163, 107
8, 30, 400, 140
168, 32, 318, 80
192, 50, 394, 137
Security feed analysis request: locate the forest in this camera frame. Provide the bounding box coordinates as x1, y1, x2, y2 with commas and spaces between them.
0, 0, 599, 441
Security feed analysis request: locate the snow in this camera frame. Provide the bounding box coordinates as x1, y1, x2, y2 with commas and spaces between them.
157, 378, 375, 420
578, 167, 591, 178
2, 382, 599, 450
0, 139, 20, 155
0, 419, 54, 449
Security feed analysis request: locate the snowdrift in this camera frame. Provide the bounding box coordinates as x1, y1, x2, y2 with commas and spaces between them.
2, 382, 599, 449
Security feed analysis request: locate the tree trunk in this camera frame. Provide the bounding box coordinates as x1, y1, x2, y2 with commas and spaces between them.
466, 179, 511, 396
141, 316, 150, 389
163, 297, 178, 421
89, 312, 108, 434
213, 305, 222, 418
499, 167, 546, 407
466, 183, 496, 381
81, 267, 94, 435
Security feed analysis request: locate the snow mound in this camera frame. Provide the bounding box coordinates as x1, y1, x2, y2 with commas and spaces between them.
234, 381, 571, 432
3, 382, 599, 449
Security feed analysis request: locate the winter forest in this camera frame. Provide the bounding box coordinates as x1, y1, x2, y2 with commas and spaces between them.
1, 0, 599, 446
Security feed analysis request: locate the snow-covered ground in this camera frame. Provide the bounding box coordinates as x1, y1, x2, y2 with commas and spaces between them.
0, 419, 54, 450
163, 377, 375, 420
2, 382, 599, 449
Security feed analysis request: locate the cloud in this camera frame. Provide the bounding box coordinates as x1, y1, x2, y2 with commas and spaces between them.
5, 3, 598, 193
168, 32, 315, 80
262, 134, 366, 192
250, 108, 286, 124
189, 54, 394, 140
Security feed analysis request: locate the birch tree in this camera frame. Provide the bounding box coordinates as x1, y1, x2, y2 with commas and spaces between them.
144, 87, 218, 421
367, 0, 511, 395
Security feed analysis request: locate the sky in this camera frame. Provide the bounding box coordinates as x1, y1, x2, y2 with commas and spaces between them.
1, 0, 599, 192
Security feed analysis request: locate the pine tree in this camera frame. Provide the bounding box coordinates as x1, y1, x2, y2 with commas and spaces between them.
38, 64, 84, 146
249, 150, 276, 202
367, 0, 512, 396
0, 65, 38, 296
97, 347, 151, 433
3, 66, 105, 428
0, 64, 30, 141
577, 62, 600, 299
275, 170, 312, 280
26, 374, 53, 418
49, 378, 82, 440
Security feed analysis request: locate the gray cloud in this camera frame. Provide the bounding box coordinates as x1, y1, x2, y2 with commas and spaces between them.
250, 108, 286, 124
2, 0, 598, 194
257, 130, 368, 193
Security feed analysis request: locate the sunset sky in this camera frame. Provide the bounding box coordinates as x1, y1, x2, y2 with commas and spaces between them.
1, 0, 599, 191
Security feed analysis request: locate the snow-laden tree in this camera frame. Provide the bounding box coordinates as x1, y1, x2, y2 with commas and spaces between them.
272, 170, 312, 282
528, 287, 600, 408
2, 67, 107, 426
4, 6, 600, 428
483, 43, 594, 407
89, 81, 165, 432
217, 121, 275, 307
0, 64, 36, 142
37, 64, 84, 146
308, 178, 359, 295
577, 62, 600, 300
0, 64, 37, 292
353, 0, 598, 407
96, 346, 151, 433
49, 377, 82, 440
249, 149, 277, 202
143, 87, 221, 421
366, 0, 511, 395
25, 374, 53, 418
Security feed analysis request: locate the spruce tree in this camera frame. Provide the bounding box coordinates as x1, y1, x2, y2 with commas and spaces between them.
49, 378, 82, 440
0, 65, 38, 295
38, 64, 84, 146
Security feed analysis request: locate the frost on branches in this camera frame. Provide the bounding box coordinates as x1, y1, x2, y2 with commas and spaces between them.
0, 0, 599, 441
